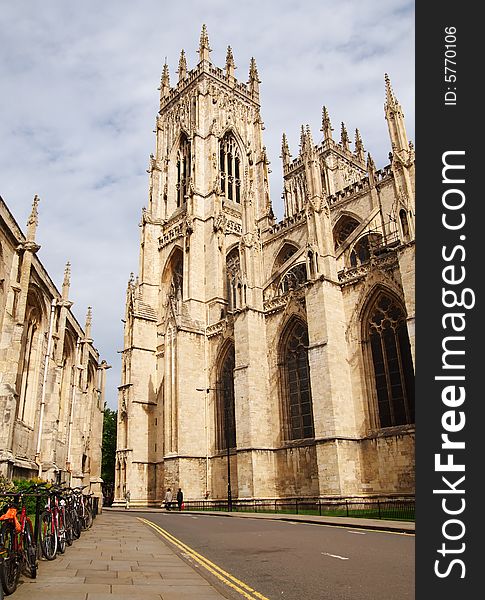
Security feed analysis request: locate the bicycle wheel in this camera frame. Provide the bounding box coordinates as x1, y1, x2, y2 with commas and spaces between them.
64, 509, 73, 546
0, 521, 21, 595
81, 507, 93, 531
39, 511, 57, 560
57, 512, 66, 554
23, 518, 37, 579
71, 511, 81, 539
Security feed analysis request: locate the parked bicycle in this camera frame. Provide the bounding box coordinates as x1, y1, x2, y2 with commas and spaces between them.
39, 484, 68, 560
72, 486, 93, 531
0, 488, 38, 595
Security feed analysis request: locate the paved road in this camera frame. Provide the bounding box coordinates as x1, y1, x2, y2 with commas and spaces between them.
137, 511, 415, 600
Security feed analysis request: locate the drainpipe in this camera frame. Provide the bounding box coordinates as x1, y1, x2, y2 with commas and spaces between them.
35, 298, 57, 478
66, 336, 82, 486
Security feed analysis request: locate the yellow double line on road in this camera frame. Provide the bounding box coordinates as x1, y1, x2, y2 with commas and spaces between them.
138, 517, 270, 600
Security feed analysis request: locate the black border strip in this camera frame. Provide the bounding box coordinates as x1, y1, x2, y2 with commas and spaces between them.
416, 3, 481, 597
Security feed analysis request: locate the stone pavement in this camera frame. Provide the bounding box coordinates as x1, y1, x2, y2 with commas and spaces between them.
10, 508, 414, 600
11, 511, 227, 600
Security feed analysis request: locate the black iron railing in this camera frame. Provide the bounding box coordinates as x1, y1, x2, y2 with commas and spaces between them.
181, 497, 415, 521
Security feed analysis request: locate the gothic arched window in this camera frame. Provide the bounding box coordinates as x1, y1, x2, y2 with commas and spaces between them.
176, 134, 191, 208
171, 254, 183, 299
17, 295, 44, 426
400, 209, 410, 241
216, 344, 236, 451
274, 243, 299, 271
366, 292, 415, 428
59, 331, 76, 438
226, 247, 240, 312
355, 237, 371, 264
279, 263, 307, 295
220, 133, 241, 203
280, 319, 314, 440
350, 233, 383, 267
333, 215, 360, 249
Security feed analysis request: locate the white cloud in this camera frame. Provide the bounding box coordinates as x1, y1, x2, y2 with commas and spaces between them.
0, 0, 414, 409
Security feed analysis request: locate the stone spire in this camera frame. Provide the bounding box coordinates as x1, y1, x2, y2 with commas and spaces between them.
305, 124, 314, 149
385, 73, 397, 111
340, 122, 350, 151
248, 57, 260, 97
159, 61, 170, 103
177, 49, 187, 81
225, 46, 236, 79
384, 73, 410, 154
62, 261, 71, 300
85, 306, 92, 340
321, 106, 333, 141
299, 125, 306, 155
26, 194, 40, 242
281, 133, 291, 166
367, 153, 377, 187
198, 24, 211, 63
354, 128, 365, 162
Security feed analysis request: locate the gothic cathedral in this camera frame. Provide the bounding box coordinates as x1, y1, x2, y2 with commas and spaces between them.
115, 26, 415, 506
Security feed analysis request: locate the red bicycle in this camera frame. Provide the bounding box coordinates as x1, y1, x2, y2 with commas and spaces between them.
0, 490, 37, 595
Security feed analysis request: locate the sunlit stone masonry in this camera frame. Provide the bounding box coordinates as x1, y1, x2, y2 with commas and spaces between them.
115, 26, 415, 506
0, 194, 107, 506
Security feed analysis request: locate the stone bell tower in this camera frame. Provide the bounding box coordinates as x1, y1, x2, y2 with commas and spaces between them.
115, 25, 274, 505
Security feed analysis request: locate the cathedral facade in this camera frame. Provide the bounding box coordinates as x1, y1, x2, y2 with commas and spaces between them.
115, 26, 415, 506
0, 195, 107, 500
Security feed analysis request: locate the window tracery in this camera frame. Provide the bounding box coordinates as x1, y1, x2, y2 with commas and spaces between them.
226, 247, 241, 311
279, 263, 307, 294
176, 134, 191, 208
216, 344, 236, 451
220, 133, 241, 203
18, 300, 43, 426
333, 216, 360, 249
350, 233, 383, 267
274, 244, 298, 271
280, 320, 314, 440
366, 292, 414, 428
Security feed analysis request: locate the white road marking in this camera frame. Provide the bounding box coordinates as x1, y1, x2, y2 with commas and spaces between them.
347, 531, 366, 535
321, 552, 349, 560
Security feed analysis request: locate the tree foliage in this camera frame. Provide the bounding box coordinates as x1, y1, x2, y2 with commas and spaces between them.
101, 407, 117, 484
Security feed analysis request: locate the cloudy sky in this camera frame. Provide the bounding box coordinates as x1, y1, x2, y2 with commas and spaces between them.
0, 1, 414, 410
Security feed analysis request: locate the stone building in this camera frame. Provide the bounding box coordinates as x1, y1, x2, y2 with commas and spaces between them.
115, 26, 415, 506
0, 194, 107, 500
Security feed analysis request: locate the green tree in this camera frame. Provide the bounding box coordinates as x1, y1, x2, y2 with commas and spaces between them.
101, 407, 117, 484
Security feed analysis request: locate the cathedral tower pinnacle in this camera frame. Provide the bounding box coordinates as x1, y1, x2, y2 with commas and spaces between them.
281, 133, 291, 167
321, 106, 333, 142
84, 306, 92, 340
62, 261, 71, 300
177, 50, 187, 81
198, 24, 211, 63
384, 73, 410, 155
159, 61, 170, 104
248, 57, 260, 98
340, 122, 350, 151
354, 128, 365, 163
26, 194, 40, 242
225, 46, 236, 79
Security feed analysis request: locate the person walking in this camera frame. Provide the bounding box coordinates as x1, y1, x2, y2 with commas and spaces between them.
177, 488, 184, 511
164, 488, 172, 510
125, 490, 130, 510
